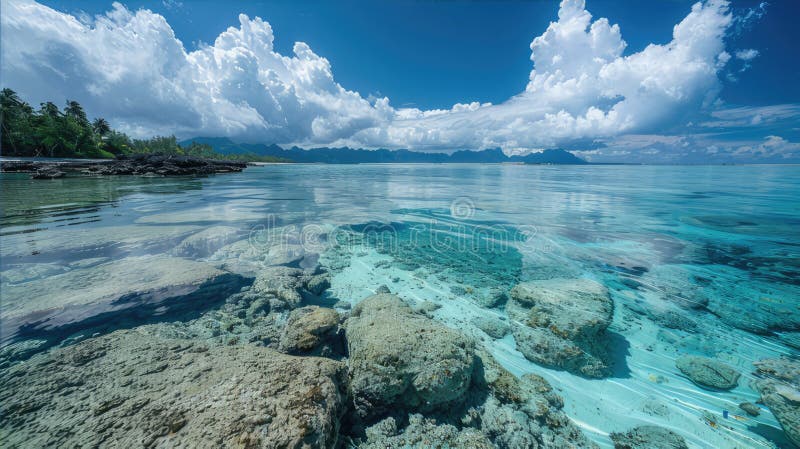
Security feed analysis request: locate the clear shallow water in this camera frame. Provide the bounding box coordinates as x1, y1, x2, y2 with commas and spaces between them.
1, 164, 799, 448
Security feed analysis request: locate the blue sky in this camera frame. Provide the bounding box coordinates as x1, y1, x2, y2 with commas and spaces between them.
3, 0, 800, 162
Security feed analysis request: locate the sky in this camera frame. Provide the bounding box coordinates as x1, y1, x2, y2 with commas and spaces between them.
2, 0, 799, 163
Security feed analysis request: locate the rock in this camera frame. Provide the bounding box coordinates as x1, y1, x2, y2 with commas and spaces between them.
0, 224, 201, 260
376, 285, 391, 294
209, 231, 321, 276
754, 357, 800, 446
474, 288, 508, 308
467, 349, 598, 449
508, 278, 614, 378
675, 355, 740, 390
609, 425, 689, 449
0, 329, 348, 448
250, 266, 325, 310
173, 226, 240, 258
412, 301, 441, 316
0, 255, 244, 344
359, 414, 494, 449
31, 167, 65, 179
306, 273, 331, 296
472, 316, 510, 339
345, 293, 476, 418
739, 402, 761, 416
279, 306, 342, 356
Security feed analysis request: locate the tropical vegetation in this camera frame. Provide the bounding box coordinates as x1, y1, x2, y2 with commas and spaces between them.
0, 89, 288, 162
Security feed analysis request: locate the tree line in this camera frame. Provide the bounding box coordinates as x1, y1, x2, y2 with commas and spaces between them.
0, 89, 286, 162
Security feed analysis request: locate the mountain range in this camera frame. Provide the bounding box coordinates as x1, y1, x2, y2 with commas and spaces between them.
180, 137, 587, 164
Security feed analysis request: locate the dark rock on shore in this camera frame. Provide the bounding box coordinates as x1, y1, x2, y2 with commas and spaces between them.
93, 154, 247, 176
1, 153, 248, 178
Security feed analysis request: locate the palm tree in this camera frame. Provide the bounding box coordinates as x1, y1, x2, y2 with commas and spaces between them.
92, 118, 111, 136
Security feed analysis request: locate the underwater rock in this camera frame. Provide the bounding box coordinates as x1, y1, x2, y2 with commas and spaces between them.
0, 263, 69, 285
0, 329, 348, 448
474, 288, 509, 309
354, 347, 598, 449
675, 355, 740, 390
0, 254, 243, 344
0, 224, 201, 260
754, 357, 800, 446
739, 402, 761, 416
345, 293, 476, 418
250, 266, 329, 310
279, 306, 342, 356
472, 316, 510, 339
209, 229, 321, 276
173, 225, 240, 258
468, 349, 599, 449
508, 278, 613, 378
609, 425, 689, 449
359, 414, 494, 449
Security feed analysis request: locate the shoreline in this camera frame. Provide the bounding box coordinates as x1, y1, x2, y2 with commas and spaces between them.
0, 154, 249, 178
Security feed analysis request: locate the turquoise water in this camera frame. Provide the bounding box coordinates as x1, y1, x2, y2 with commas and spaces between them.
1, 164, 799, 448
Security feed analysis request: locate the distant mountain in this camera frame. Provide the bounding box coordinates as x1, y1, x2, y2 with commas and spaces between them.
179, 137, 587, 164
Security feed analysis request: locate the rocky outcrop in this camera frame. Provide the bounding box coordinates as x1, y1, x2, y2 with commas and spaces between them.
508, 278, 614, 378
345, 293, 596, 449
0, 329, 349, 448
0, 254, 245, 344
1, 154, 248, 178
675, 355, 740, 390
279, 306, 343, 356
754, 357, 800, 446
609, 425, 689, 449
345, 293, 476, 418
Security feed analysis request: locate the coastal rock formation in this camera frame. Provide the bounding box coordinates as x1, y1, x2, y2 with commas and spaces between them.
508, 278, 614, 378
754, 357, 800, 446
1, 154, 248, 178
279, 306, 343, 356
0, 254, 244, 344
609, 425, 689, 449
0, 329, 349, 448
675, 355, 740, 390
345, 293, 476, 418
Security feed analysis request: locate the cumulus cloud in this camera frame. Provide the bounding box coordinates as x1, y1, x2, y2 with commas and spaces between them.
1, 0, 391, 142
0, 0, 768, 157
366, 0, 734, 151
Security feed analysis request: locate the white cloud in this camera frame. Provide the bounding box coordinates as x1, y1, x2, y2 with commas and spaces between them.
1, 0, 391, 142
348, 0, 735, 151
735, 48, 759, 61
1, 0, 766, 158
